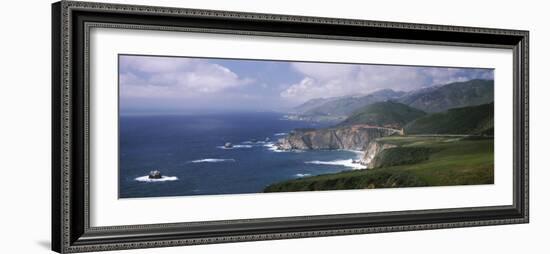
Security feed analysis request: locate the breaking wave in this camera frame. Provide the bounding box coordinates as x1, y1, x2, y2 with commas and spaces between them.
264, 142, 283, 152
305, 159, 366, 170
242, 140, 269, 145
135, 175, 179, 182
294, 173, 312, 178
189, 158, 236, 163
274, 133, 287, 136
264, 143, 304, 153
216, 145, 253, 149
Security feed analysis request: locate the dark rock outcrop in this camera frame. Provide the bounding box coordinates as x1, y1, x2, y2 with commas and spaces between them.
148, 170, 162, 179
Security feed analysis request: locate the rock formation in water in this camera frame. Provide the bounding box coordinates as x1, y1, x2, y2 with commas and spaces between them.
148, 170, 162, 179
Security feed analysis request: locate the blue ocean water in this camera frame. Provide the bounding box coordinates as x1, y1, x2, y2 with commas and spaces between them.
119, 112, 363, 198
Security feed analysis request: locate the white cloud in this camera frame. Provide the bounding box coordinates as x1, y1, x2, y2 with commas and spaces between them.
281, 62, 493, 102
291, 62, 355, 80
120, 56, 253, 98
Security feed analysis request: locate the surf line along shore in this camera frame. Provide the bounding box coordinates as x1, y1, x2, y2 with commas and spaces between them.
274, 124, 404, 167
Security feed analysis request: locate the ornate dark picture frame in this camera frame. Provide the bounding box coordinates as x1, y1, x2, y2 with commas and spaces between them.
52, 1, 529, 253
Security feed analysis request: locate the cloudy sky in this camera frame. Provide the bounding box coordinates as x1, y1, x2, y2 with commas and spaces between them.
119, 55, 493, 115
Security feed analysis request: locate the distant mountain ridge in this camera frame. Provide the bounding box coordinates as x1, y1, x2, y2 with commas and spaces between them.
291, 79, 494, 118
396, 79, 494, 113
291, 97, 340, 114
294, 89, 405, 117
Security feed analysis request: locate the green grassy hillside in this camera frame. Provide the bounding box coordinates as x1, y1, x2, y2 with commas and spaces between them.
264, 136, 494, 192
404, 103, 493, 135
338, 101, 426, 129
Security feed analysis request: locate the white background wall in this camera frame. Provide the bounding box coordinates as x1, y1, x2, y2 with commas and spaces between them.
0, 0, 546, 253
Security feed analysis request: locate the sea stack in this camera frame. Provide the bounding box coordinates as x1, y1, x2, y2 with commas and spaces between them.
148, 170, 162, 179
224, 142, 233, 148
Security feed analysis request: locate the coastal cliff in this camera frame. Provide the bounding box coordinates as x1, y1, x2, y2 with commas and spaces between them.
276, 125, 401, 151
360, 141, 397, 168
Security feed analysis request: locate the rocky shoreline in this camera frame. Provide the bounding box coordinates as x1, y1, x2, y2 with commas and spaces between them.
274, 124, 402, 168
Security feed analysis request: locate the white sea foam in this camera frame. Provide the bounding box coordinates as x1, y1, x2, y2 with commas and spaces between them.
242, 140, 267, 145
190, 158, 236, 163
264, 143, 283, 152
274, 133, 288, 136
216, 145, 253, 149
305, 159, 366, 170
264, 142, 304, 153
135, 175, 179, 182
295, 173, 312, 178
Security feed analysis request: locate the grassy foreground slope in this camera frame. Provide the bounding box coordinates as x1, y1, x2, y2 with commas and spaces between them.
264, 136, 493, 192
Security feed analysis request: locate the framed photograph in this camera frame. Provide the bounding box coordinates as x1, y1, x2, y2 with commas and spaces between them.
52, 1, 529, 253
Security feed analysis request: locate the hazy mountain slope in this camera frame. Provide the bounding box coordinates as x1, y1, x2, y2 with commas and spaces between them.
338, 101, 426, 129
297, 89, 406, 117
397, 79, 494, 113
291, 97, 339, 114
404, 102, 494, 135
